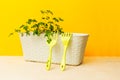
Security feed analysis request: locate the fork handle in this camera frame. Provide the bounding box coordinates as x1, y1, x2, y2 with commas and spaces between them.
60, 46, 67, 71
46, 47, 52, 71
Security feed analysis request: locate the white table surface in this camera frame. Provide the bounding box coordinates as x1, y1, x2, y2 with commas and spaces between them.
0, 56, 120, 80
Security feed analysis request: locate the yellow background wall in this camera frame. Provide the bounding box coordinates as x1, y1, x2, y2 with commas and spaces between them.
0, 0, 120, 56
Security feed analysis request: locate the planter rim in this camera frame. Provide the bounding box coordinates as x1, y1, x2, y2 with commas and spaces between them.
72, 33, 89, 37
19, 32, 89, 37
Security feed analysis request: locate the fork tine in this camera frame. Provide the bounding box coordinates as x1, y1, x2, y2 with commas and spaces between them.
62, 33, 64, 37
63, 33, 65, 37
68, 33, 70, 36
67, 33, 69, 36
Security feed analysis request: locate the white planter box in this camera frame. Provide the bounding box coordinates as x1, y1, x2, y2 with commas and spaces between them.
20, 33, 89, 65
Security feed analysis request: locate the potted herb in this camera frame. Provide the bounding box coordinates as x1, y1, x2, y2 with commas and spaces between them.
10, 10, 89, 66
10, 10, 64, 43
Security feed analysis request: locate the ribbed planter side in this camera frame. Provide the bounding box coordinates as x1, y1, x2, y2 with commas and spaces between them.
20, 33, 89, 65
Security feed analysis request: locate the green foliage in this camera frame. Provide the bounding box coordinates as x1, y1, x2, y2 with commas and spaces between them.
10, 10, 64, 43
